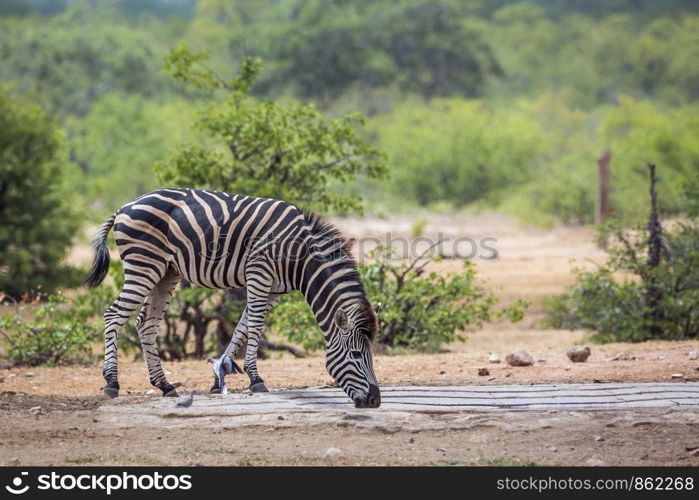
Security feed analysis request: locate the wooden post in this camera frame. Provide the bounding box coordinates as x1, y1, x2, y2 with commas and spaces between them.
644, 163, 663, 338
596, 151, 611, 249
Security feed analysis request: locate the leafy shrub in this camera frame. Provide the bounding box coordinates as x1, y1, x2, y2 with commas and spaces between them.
364, 250, 527, 352
544, 167, 699, 342
270, 246, 527, 353
0, 291, 107, 366
0, 88, 82, 298
372, 98, 543, 208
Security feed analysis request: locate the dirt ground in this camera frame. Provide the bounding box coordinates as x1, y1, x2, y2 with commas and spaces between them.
2, 212, 699, 466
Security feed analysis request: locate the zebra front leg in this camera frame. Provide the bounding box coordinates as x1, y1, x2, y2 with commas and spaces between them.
137, 268, 181, 397
210, 306, 249, 395
210, 293, 281, 393
242, 291, 276, 393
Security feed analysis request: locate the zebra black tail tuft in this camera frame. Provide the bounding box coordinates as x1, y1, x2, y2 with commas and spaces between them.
84, 213, 116, 288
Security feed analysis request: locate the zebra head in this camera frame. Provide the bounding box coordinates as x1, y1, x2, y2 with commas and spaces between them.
325, 301, 381, 408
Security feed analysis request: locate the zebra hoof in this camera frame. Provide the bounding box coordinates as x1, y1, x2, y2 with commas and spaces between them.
163, 388, 179, 398
249, 382, 269, 393
210, 385, 222, 394
103, 386, 119, 399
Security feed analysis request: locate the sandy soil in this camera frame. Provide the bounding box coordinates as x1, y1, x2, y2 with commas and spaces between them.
2, 212, 698, 466
1, 395, 698, 466
1, 339, 698, 398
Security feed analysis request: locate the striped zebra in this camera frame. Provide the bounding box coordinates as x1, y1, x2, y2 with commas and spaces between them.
85, 188, 381, 408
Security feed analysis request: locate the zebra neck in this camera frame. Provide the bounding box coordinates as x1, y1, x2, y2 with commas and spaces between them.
298, 254, 365, 335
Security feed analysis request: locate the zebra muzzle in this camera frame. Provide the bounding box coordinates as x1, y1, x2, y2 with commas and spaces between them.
353, 384, 381, 408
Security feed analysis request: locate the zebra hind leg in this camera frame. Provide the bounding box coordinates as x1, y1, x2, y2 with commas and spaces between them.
102, 286, 151, 398
137, 267, 181, 397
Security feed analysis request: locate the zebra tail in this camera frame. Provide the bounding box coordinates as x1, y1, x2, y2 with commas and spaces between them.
84, 213, 117, 288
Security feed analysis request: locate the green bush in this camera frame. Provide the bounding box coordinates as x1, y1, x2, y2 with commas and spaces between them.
544, 222, 699, 342
372, 98, 543, 208
0, 291, 106, 366
270, 247, 527, 353
0, 88, 82, 298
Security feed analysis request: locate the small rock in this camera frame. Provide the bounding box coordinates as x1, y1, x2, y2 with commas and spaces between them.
505, 349, 534, 367
408, 438, 415, 444
477, 368, 490, 377
115, 432, 123, 438
145, 389, 156, 395
488, 377, 497, 382
671, 373, 684, 379
505, 372, 512, 377
488, 354, 501, 364
565, 365, 572, 371
0, 376, 4, 383
595, 435, 605, 442
277, 416, 285, 421
566, 345, 591, 363
325, 447, 343, 460
548, 446, 557, 452
23, 372, 35, 378
439, 370, 446, 375
28, 406, 41, 412
689, 351, 698, 360
436, 447, 446, 452
687, 448, 699, 457
7, 373, 16, 378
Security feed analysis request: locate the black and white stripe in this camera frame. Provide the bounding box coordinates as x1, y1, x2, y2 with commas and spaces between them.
86, 188, 381, 407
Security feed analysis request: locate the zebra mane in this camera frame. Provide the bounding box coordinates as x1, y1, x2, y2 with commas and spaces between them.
301, 209, 376, 339
301, 209, 356, 257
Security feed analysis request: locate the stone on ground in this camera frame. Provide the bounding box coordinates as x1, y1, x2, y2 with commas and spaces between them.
567, 345, 591, 363
506, 349, 534, 367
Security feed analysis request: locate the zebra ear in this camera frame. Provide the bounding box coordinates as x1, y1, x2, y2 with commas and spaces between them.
373, 302, 382, 314
334, 308, 349, 331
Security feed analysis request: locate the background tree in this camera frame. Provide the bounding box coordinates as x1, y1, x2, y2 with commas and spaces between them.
0, 88, 81, 298
157, 44, 387, 213
152, 44, 387, 357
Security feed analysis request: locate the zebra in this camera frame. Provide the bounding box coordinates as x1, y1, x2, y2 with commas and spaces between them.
85, 188, 381, 408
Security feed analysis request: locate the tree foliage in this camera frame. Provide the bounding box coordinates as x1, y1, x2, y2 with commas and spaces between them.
157, 44, 387, 214
262, 0, 502, 99
0, 88, 81, 298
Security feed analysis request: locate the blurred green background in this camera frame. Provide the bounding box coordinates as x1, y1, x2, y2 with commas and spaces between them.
1, 0, 697, 223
